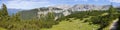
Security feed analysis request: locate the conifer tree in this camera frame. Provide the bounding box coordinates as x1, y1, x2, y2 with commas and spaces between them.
2, 4, 8, 16
108, 5, 117, 15
47, 12, 55, 20
0, 9, 2, 16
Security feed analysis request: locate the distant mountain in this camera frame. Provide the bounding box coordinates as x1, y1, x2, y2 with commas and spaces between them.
70, 4, 110, 11
49, 4, 72, 10
7, 9, 22, 15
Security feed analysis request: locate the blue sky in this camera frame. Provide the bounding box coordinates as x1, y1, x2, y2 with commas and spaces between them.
0, 0, 120, 9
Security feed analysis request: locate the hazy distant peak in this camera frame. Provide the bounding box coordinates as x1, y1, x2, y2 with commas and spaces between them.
49, 4, 72, 9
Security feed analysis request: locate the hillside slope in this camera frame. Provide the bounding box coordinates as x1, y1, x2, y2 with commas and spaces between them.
41, 18, 100, 30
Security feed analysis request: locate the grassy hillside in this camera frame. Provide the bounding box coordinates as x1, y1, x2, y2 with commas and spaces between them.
41, 18, 100, 30
41, 12, 108, 30
41, 10, 118, 30
0, 27, 6, 30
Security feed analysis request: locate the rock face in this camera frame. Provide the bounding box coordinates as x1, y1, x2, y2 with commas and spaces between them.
37, 7, 71, 20
49, 4, 72, 10
70, 4, 110, 11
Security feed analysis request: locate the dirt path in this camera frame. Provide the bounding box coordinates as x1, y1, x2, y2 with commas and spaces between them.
109, 19, 119, 30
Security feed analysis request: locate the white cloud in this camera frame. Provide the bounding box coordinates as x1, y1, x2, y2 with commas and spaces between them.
109, 0, 120, 3
0, 0, 90, 9
1, 0, 54, 9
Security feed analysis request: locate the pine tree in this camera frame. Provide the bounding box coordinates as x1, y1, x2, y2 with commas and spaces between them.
0, 9, 2, 16
1, 4, 8, 16
108, 5, 117, 15
12, 13, 21, 21
47, 12, 55, 20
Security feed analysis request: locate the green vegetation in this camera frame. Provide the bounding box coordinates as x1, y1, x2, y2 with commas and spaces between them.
0, 4, 119, 30
19, 9, 38, 20
41, 18, 100, 30
0, 27, 6, 30
56, 5, 119, 30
